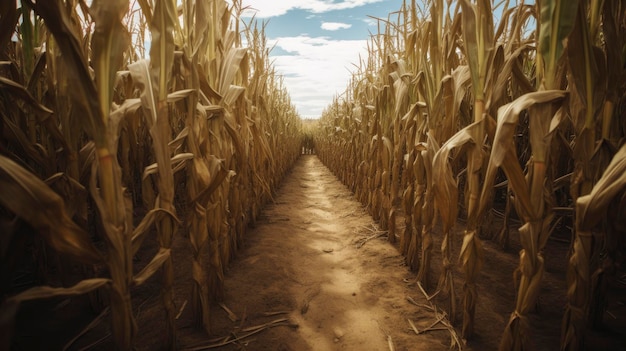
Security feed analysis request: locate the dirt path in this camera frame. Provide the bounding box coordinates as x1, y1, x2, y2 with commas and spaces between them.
185, 155, 455, 350
38, 154, 624, 350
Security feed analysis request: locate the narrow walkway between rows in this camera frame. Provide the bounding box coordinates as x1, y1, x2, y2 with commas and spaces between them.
184, 155, 455, 351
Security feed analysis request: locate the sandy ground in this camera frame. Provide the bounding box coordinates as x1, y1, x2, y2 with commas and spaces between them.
179, 155, 456, 350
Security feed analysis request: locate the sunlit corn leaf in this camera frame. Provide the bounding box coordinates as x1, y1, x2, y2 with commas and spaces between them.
459, 0, 493, 101
223, 85, 246, 107
219, 47, 248, 97
167, 88, 196, 103
432, 118, 488, 228
128, 59, 158, 124
479, 90, 566, 221
142, 153, 195, 181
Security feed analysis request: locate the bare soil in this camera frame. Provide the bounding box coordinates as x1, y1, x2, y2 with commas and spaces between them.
10, 155, 625, 350
175, 155, 455, 351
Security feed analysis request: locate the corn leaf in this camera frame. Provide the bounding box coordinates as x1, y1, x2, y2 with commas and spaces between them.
538, 0, 579, 88
479, 90, 567, 220
142, 153, 195, 181
132, 208, 180, 255
192, 156, 230, 206
24, 0, 106, 146
576, 144, 626, 230
128, 59, 158, 124
566, 1, 606, 129
89, 0, 129, 119
5, 278, 110, 303
150, 0, 176, 101
459, 0, 493, 100
0, 77, 53, 116
0, 155, 102, 264
133, 248, 171, 286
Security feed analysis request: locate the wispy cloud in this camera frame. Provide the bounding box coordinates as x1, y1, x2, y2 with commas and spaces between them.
321, 22, 352, 31
269, 35, 369, 117
239, 0, 384, 18
227, 0, 391, 118
362, 17, 379, 26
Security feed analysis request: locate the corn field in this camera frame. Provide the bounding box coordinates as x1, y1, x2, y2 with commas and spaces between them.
1, 0, 302, 349
1, 0, 625, 350
315, 0, 625, 350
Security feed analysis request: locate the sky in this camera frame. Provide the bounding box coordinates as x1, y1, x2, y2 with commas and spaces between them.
237, 1, 401, 119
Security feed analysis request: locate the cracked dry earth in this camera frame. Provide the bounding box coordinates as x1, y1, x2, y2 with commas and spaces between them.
184, 155, 455, 351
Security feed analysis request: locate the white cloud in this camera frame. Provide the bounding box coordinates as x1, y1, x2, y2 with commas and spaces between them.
321, 22, 352, 31
363, 17, 379, 27
268, 35, 369, 118
238, 0, 384, 18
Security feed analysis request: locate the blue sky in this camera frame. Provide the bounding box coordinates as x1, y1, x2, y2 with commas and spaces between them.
238, 1, 402, 119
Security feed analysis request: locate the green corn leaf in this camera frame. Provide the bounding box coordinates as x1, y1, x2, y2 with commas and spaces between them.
538, 0, 579, 88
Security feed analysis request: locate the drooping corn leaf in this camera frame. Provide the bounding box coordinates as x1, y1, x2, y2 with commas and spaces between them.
479, 90, 567, 221
192, 156, 230, 206
1, 114, 46, 167
131, 208, 179, 255
490, 44, 535, 109
132, 248, 171, 286
6, 278, 110, 303
0, 278, 110, 350
576, 143, 626, 231
142, 153, 194, 180
223, 85, 246, 107
0, 77, 53, 116
128, 59, 158, 125
167, 88, 197, 103
0, 155, 102, 264
432, 119, 485, 229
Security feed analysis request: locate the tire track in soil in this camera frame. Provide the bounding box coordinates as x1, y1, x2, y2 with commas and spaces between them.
196, 155, 451, 351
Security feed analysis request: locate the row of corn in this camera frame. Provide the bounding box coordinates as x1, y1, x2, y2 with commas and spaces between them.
314, 0, 626, 350
0, 0, 303, 349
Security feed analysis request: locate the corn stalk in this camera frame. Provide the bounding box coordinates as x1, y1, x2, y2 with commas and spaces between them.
561, 0, 620, 349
